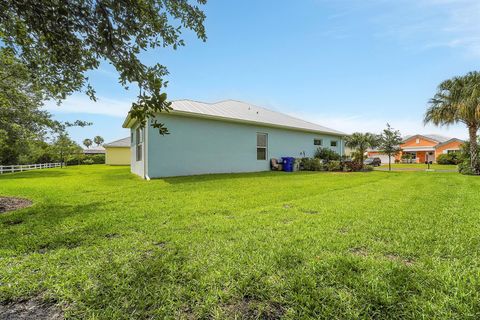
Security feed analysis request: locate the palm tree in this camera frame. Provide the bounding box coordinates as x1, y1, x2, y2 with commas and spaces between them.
93, 135, 104, 146
83, 138, 92, 149
425, 71, 480, 175
344, 132, 379, 167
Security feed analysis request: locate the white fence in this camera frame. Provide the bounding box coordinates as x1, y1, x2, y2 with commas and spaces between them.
0, 163, 63, 174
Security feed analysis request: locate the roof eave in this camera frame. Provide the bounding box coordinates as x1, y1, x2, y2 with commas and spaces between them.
161, 109, 347, 137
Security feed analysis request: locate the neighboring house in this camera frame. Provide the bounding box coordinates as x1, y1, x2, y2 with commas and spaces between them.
123, 99, 346, 178
368, 134, 463, 164
83, 146, 105, 155
104, 137, 130, 165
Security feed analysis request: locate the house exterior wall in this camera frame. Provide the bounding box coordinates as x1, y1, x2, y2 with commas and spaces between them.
105, 147, 130, 165
144, 113, 344, 178
435, 140, 463, 158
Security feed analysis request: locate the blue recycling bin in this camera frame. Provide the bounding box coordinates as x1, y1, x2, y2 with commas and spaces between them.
282, 157, 295, 172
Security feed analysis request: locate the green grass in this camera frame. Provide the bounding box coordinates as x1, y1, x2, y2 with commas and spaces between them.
379, 163, 458, 170
1, 165, 480, 319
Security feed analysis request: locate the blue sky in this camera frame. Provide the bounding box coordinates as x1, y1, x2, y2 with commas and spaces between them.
46, 0, 480, 144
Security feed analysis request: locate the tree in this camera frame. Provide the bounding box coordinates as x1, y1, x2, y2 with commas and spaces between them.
344, 133, 380, 168
83, 139, 93, 149
53, 133, 82, 167
425, 71, 480, 175
0, 1, 207, 133
94, 136, 104, 146
378, 124, 402, 171
0, 48, 58, 165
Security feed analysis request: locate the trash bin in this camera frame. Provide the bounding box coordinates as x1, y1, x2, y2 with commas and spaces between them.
282, 157, 295, 172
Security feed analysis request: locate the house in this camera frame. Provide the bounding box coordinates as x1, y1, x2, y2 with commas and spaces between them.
122, 99, 346, 178
367, 134, 463, 164
104, 137, 130, 165
83, 146, 105, 155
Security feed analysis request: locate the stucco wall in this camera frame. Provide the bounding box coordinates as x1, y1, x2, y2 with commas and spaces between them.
144, 113, 344, 178
105, 147, 130, 165
435, 140, 463, 158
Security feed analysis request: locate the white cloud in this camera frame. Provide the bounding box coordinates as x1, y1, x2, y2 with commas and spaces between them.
45, 94, 132, 118
378, 0, 480, 56
288, 111, 469, 139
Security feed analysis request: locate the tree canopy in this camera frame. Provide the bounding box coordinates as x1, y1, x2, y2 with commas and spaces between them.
425, 71, 480, 174
0, 0, 207, 133
344, 133, 380, 167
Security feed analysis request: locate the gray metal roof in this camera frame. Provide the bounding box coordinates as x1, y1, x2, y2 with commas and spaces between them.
403, 134, 451, 143
161, 99, 346, 136
104, 137, 130, 148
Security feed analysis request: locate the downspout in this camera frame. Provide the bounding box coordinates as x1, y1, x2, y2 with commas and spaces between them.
144, 118, 150, 180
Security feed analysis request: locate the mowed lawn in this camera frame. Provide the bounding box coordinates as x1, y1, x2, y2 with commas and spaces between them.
1, 166, 480, 319
378, 163, 458, 170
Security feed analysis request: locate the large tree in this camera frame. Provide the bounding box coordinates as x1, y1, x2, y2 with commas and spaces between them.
378, 124, 402, 171
425, 71, 480, 175
83, 139, 93, 149
344, 133, 380, 168
0, 0, 207, 133
0, 48, 58, 165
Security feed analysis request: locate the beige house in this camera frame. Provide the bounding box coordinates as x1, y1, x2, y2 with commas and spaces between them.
104, 137, 130, 165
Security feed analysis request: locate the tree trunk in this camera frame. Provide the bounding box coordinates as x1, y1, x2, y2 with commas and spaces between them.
469, 125, 479, 174
388, 155, 391, 171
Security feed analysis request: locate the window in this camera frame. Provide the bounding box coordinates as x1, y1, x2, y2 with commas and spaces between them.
330, 140, 337, 147
416, 138, 420, 144
447, 149, 460, 154
136, 127, 143, 161
257, 133, 267, 160
314, 139, 323, 146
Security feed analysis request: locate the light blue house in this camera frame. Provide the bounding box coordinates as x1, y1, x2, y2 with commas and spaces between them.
123, 100, 346, 179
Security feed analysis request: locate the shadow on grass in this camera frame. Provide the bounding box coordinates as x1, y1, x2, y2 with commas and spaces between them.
0, 169, 70, 180
0, 201, 108, 253
161, 170, 320, 185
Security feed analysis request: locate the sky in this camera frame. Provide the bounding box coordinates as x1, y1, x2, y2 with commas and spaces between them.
45, 0, 480, 144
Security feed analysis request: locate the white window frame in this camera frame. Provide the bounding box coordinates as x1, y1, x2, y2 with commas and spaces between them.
136, 127, 143, 162
330, 140, 338, 147
314, 138, 323, 146
256, 133, 268, 161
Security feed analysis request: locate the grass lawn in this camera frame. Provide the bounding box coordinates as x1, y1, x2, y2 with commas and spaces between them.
378, 163, 458, 170
1, 165, 480, 319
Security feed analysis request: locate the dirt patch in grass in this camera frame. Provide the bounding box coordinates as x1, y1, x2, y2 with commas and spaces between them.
0, 298, 63, 320
223, 298, 285, 320
349, 247, 369, 257
385, 253, 415, 266
0, 197, 32, 214
301, 209, 319, 214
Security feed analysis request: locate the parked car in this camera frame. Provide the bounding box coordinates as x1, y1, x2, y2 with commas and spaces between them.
364, 157, 381, 166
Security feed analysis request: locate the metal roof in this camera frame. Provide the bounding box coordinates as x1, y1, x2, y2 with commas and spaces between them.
403, 134, 451, 143
123, 99, 346, 136
104, 137, 130, 148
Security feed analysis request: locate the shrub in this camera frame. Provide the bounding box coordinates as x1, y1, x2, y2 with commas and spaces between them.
314, 147, 340, 162
300, 158, 324, 171
90, 154, 105, 164
342, 160, 363, 172
458, 160, 472, 175
83, 158, 95, 165
362, 165, 374, 172
437, 153, 460, 165
326, 160, 342, 171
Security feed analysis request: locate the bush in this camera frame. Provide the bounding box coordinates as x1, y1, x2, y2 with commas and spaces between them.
300, 158, 324, 171
362, 165, 374, 172
90, 154, 105, 164
342, 160, 363, 172
314, 147, 340, 162
83, 158, 95, 165
326, 160, 342, 171
458, 160, 472, 175
437, 153, 460, 165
